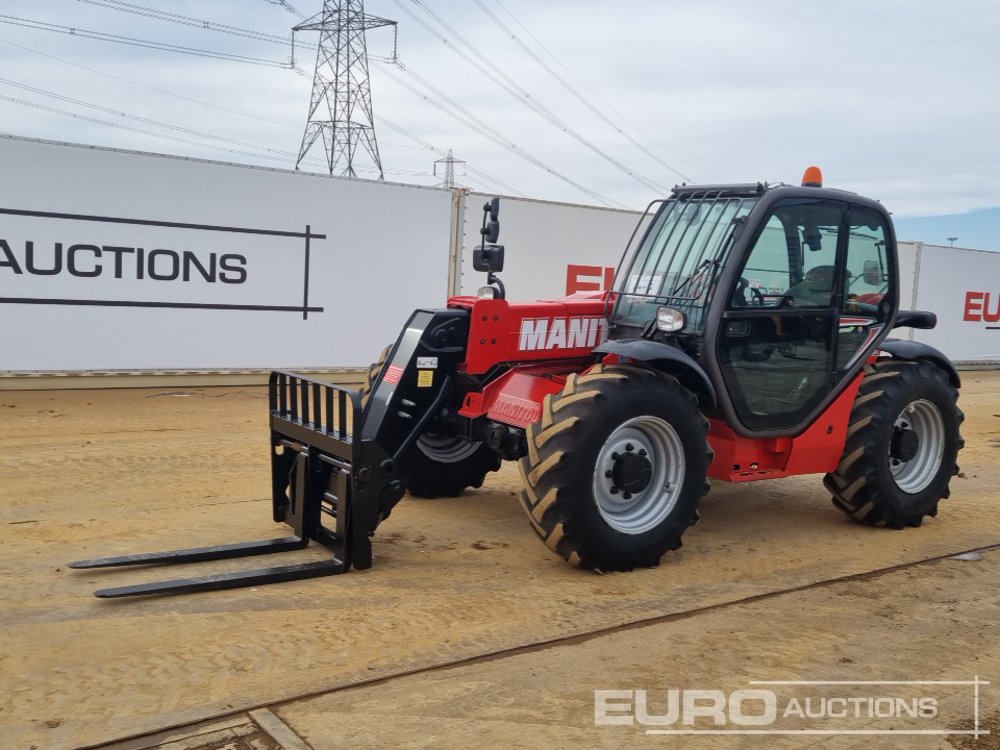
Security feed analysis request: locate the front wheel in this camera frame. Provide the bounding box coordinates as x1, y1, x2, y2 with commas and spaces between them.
404, 434, 501, 498
518, 364, 711, 571
825, 359, 964, 528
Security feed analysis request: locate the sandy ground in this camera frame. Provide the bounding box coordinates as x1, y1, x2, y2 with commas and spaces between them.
0, 372, 998, 750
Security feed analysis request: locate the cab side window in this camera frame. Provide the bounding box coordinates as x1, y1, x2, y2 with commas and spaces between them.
730, 214, 788, 305
843, 208, 891, 309
730, 200, 842, 308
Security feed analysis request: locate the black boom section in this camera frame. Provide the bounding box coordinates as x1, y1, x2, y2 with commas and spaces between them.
362, 308, 470, 456
69, 372, 392, 597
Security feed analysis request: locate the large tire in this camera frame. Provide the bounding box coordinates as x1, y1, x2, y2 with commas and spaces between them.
358, 344, 500, 499
359, 344, 391, 413
405, 436, 501, 498
825, 359, 964, 528
518, 364, 711, 571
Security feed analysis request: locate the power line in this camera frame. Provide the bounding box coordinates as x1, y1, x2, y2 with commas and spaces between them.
378, 60, 622, 208
473, 0, 695, 183
0, 13, 292, 67
0, 36, 300, 129
376, 115, 526, 197
0, 76, 308, 159
487, 0, 720, 181
0, 91, 436, 180
0, 16, 527, 192
388, 0, 671, 195
0, 7, 614, 201
75, 0, 314, 50
263, 0, 309, 21
0, 36, 455, 164
0, 93, 312, 165
292, 57, 525, 191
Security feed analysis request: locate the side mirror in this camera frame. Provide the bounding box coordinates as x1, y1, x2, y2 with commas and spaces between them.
863, 259, 883, 285
473, 244, 505, 273
481, 219, 499, 244
480, 197, 501, 242
476, 196, 506, 298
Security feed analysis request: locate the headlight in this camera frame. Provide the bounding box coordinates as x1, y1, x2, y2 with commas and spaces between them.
656, 306, 685, 332
477, 285, 497, 299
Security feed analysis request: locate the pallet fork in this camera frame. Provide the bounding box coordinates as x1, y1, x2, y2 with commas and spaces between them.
70, 372, 390, 598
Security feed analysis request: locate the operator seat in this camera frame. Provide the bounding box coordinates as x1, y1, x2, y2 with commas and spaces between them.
787, 265, 836, 306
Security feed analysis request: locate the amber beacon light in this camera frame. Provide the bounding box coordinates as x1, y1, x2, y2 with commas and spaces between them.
801, 165, 824, 187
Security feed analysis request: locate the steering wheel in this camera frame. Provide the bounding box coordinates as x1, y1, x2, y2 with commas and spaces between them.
738, 277, 766, 306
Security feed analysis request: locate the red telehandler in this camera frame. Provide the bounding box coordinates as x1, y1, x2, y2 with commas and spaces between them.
72, 168, 963, 597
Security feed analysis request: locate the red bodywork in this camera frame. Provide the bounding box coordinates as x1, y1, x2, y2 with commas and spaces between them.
706, 373, 862, 482
459, 365, 572, 428
448, 293, 610, 375
448, 293, 861, 482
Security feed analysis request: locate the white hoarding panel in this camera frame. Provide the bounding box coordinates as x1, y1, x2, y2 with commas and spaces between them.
896, 241, 919, 313
910, 244, 1000, 363
0, 136, 453, 371
459, 193, 644, 300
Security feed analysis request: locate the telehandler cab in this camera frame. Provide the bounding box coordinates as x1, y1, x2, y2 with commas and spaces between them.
72, 167, 963, 597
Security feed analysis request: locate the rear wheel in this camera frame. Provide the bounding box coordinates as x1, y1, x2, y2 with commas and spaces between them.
518, 364, 711, 571
358, 344, 500, 499
825, 360, 964, 528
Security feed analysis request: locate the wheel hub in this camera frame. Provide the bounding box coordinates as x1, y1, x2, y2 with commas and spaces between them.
610, 448, 653, 496
888, 399, 946, 495
592, 417, 686, 535
890, 426, 920, 462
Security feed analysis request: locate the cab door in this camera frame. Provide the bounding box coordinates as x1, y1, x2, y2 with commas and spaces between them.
716, 198, 895, 434
716, 198, 843, 432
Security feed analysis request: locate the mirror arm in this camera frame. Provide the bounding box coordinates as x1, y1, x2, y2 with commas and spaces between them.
488, 272, 506, 300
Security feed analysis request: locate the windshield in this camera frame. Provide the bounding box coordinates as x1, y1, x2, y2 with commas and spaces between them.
613, 194, 759, 330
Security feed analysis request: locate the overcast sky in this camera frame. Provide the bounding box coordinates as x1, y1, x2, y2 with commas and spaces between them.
1, 1, 999, 233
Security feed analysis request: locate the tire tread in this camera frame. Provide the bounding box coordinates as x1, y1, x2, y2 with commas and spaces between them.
826, 359, 963, 528
519, 364, 713, 571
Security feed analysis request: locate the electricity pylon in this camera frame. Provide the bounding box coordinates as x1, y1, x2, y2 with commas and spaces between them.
294, 1, 396, 178
434, 149, 466, 189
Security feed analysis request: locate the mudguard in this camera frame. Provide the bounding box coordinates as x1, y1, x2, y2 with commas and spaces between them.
878, 339, 961, 388
594, 338, 717, 407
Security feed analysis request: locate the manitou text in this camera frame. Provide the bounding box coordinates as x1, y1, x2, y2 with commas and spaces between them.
518, 316, 608, 351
